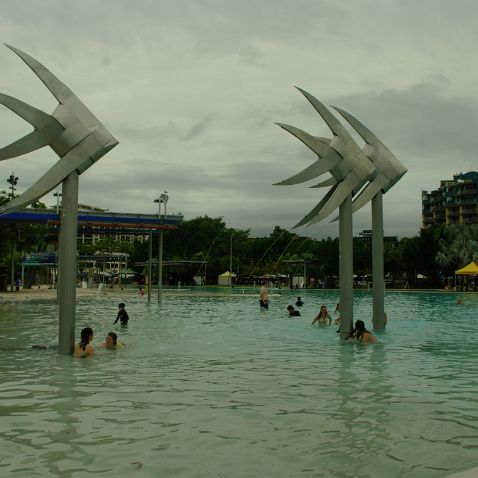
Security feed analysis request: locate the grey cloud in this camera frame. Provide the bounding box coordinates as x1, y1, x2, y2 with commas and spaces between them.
331, 81, 478, 160
2, 0, 478, 241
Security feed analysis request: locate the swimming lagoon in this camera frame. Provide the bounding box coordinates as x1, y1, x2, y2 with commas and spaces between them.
0, 289, 477, 477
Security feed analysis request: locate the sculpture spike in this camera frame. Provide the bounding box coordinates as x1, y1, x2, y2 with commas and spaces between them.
331, 106, 378, 147
351, 181, 383, 213
5, 44, 73, 104
292, 183, 338, 229
0, 93, 64, 160
0, 93, 58, 128
306, 175, 358, 226
309, 177, 337, 188
274, 160, 328, 185
0, 131, 57, 161
332, 106, 407, 193
0, 45, 118, 216
295, 87, 348, 140
276, 123, 337, 158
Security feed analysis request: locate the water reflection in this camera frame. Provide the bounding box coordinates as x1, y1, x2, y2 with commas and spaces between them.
0, 290, 477, 476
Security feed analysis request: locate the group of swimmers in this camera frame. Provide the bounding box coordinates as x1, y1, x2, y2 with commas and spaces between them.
73, 329, 122, 357
285, 298, 379, 344
73, 303, 128, 357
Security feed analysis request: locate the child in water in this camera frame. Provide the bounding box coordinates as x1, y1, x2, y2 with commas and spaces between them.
354, 320, 377, 344
287, 305, 301, 316
114, 303, 129, 326
101, 331, 123, 349
73, 327, 95, 357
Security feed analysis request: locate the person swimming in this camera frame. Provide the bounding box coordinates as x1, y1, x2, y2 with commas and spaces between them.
73, 327, 94, 357
311, 305, 332, 326
295, 297, 304, 306
102, 331, 117, 349
354, 320, 377, 344
259, 283, 269, 309
101, 331, 123, 349
287, 305, 301, 316
114, 303, 129, 326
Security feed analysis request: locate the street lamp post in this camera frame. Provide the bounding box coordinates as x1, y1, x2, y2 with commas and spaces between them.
154, 192, 168, 302
6, 173, 18, 292
147, 230, 152, 303
53, 191, 62, 214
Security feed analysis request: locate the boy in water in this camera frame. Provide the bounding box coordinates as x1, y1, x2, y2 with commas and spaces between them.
259, 283, 269, 309
114, 303, 129, 326
287, 305, 301, 317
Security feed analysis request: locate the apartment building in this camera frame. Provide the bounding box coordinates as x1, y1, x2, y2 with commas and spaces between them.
422, 172, 478, 227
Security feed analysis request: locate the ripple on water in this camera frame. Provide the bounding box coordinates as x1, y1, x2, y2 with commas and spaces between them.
0, 290, 477, 477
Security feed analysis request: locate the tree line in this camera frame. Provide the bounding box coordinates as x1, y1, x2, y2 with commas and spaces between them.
1, 187, 477, 288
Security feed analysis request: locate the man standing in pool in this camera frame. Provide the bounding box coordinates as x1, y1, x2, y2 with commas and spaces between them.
114, 303, 129, 326
259, 283, 269, 309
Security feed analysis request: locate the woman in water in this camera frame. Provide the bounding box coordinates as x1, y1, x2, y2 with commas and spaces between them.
74, 327, 95, 357
311, 305, 332, 326
101, 332, 123, 349
354, 320, 377, 344
101, 332, 118, 349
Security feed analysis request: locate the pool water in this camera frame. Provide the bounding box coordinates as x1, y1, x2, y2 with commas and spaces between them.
0, 289, 477, 477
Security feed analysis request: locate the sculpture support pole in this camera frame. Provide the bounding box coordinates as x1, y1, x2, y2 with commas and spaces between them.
147, 230, 152, 303
339, 193, 353, 340
58, 172, 79, 355
372, 193, 385, 331
158, 229, 163, 301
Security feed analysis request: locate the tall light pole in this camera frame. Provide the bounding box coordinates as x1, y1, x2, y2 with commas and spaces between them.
6, 172, 18, 291
147, 230, 152, 303
53, 191, 62, 214
154, 191, 168, 302
229, 233, 233, 288
53, 191, 62, 301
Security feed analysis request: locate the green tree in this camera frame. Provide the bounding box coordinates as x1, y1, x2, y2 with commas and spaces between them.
436, 224, 478, 269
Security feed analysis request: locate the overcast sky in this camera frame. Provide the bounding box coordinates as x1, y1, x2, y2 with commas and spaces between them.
0, 0, 477, 239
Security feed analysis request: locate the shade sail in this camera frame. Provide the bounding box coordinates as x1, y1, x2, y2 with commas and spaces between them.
455, 261, 478, 275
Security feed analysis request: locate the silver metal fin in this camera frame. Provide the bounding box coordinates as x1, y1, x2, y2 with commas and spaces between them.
309, 177, 337, 188
307, 175, 359, 226
0, 131, 55, 161
276, 123, 336, 158
295, 87, 348, 139
274, 160, 333, 185
352, 181, 383, 214
0, 147, 87, 214
292, 183, 338, 229
331, 106, 378, 147
5, 44, 74, 104
0, 93, 56, 127
0, 93, 64, 160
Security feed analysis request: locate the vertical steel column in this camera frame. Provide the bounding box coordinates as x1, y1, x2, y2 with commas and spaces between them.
147, 230, 152, 303
10, 241, 15, 291
229, 233, 233, 287
58, 172, 79, 355
339, 194, 354, 340
372, 193, 385, 331
158, 229, 163, 301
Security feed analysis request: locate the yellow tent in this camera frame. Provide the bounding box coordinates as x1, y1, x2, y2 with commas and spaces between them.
455, 262, 478, 275
217, 271, 236, 286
